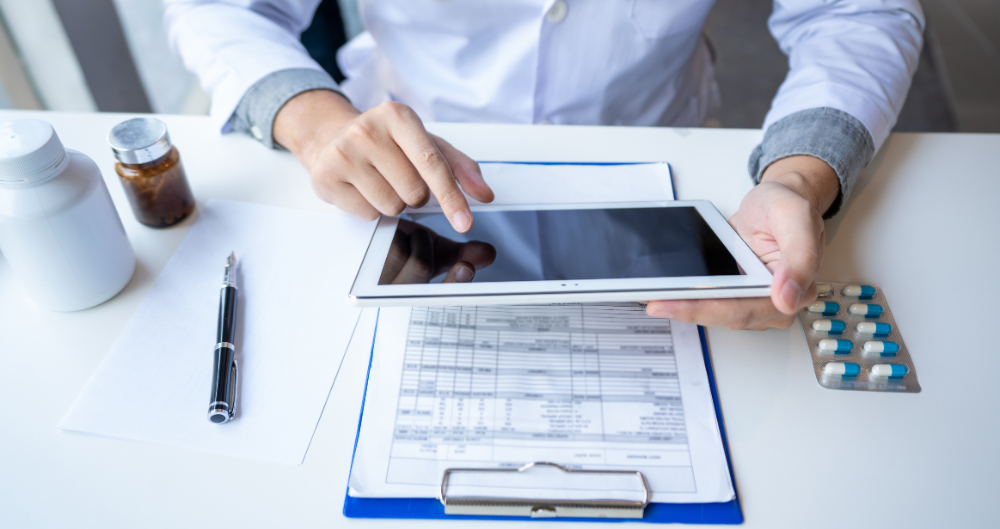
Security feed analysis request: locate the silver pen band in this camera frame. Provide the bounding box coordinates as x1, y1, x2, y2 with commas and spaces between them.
215, 342, 235, 351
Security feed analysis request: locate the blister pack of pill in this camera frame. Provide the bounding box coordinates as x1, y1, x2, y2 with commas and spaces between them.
799, 282, 920, 393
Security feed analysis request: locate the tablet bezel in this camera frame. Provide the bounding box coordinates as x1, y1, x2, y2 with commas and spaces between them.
348, 200, 772, 304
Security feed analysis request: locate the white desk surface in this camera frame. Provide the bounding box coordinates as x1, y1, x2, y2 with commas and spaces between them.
1, 110, 997, 528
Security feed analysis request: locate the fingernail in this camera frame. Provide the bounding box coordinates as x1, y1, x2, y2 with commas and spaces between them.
454, 264, 474, 282
780, 279, 804, 309
452, 210, 472, 232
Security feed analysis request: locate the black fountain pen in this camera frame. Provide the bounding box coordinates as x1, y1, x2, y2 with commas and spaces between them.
208, 252, 239, 424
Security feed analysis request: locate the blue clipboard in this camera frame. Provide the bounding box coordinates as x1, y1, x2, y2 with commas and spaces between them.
343, 312, 743, 524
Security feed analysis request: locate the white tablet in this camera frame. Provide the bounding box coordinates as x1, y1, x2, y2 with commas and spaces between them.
348, 201, 772, 306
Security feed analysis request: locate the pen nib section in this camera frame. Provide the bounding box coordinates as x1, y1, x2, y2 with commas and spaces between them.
223, 251, 237, 288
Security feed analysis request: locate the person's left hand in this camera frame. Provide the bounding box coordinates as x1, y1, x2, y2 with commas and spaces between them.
645, 155, 840, 330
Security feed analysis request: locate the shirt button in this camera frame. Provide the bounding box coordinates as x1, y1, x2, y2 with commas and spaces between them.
546, 0, 568, 23
250, 125, 264, 140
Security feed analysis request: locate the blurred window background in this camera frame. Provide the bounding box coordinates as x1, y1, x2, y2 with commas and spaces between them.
0, 0, 996, 132
0, 0, 206, 114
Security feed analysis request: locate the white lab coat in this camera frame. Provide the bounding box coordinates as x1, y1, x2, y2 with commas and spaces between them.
164, 0, 923, 151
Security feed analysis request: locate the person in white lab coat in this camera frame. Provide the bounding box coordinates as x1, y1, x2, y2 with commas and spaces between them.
164, 0, 924, 330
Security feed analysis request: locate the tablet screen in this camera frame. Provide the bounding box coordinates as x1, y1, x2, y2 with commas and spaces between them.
377, 207, 742, 285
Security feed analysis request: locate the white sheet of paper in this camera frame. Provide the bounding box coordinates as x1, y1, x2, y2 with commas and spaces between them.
348, 304, 734, 503
414, 162, 675, 208
61, 200, 377, 465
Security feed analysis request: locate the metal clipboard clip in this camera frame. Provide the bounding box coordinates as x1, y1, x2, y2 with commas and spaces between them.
439, 462, 652, 519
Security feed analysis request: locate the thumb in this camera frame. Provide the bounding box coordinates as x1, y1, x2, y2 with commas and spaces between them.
769, 198, 824, 314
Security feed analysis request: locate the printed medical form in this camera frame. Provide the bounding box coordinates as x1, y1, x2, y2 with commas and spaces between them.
349, 304, 735, 503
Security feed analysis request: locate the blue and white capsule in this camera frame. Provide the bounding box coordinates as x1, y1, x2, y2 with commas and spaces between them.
842, 284, 876, 300
862, 341, 900, 357
823, 362, 860, 377
811, 319, 846, 335
818, 339, 852, 354
816, 283, 834, 298
870, 364, 908, 378
849, 303, 883, 318
807, 301, 840, 315
856, 321, 892, 337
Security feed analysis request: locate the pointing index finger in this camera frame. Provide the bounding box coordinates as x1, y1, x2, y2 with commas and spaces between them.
384, 104, 473, 233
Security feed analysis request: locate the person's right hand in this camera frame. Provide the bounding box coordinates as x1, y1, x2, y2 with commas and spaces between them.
273, 90, 494, 233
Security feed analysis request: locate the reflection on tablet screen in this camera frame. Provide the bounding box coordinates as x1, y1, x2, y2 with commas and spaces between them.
377, 207, 742, 285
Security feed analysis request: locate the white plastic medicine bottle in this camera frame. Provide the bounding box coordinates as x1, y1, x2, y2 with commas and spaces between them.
0, 119, 135, 311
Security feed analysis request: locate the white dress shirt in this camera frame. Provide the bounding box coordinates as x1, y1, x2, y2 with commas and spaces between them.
164, 0, 923, 153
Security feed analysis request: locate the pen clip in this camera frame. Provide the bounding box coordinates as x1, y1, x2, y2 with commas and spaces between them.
228, 359, 238, 420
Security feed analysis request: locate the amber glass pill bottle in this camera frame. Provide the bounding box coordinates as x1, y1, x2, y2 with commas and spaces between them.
108, 117, 194, 228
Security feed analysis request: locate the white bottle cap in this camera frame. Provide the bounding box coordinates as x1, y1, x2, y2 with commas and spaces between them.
0, 119, 69, 186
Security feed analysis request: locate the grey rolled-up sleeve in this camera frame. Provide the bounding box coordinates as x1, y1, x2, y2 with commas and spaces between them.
747, 107, 875, 218
226, 68, 344, 149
